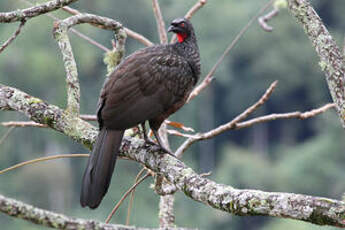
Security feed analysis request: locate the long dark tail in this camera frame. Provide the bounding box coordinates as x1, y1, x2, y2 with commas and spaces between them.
80, 128, 124, 209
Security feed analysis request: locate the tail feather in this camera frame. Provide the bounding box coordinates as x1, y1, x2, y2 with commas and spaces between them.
80, 128, 124, 209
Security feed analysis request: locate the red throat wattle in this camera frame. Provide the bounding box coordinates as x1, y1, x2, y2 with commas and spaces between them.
177, 33, 188, 43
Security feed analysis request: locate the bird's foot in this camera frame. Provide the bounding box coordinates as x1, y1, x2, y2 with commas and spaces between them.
144, 139, 177, 159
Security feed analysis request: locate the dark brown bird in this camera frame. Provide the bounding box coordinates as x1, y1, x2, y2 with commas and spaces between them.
80, 18, 200, 209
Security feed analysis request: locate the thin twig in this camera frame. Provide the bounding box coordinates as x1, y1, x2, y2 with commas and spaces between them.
62, 6, 153, 47
105, 173, 151, 224
236, 103, 336, 129
187, 0, 275, 102
0, 154, 89, 175
258, 7, 279, 32
0, 127, 16, 145
1, 121, 47, 127
176, 83, 335, 158
152, 0, 167, 44
62, 6, 80, 15
176, 81, 278, 157
124, 28, 154, 47
170, 0, 207, 43
185, 0, 207, 19
166, 129, 195, 138
126, 168, 147, 225
0, 19, 26, 54
80, 114, 97, 121
1, 114, 97, 127
69, 28, 110, 52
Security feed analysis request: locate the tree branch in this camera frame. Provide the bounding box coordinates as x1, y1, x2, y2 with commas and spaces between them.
53, 13, 126, 114
235, 103, 335, 129
119, 136, 345, 228
0, 84, 97, 149
0, 194, 195, 230
0, 0, 78, 23
0, 19, 26, 54
1, 83, 344, 227
287, 0, 345, 128
177, 81, 278, 156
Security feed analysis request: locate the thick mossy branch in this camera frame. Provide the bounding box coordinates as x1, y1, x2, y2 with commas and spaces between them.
0, 84, 97, 149
0, 84, 345, 227
120, 137, 345, 227
53, 13, 126, 114
0, 194, 195, 230
287, 0, 345, 127
53, 23, 80, 115
0, 0, 79, 23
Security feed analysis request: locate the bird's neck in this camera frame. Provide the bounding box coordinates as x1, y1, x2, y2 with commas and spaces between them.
173, 36, 201, 84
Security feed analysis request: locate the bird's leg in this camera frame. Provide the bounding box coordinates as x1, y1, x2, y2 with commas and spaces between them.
141, 123, 160, 146
141, 122, 150, 141
152, 129, 177, 158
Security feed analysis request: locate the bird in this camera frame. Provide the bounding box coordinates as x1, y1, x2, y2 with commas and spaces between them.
80, 17, 200, 209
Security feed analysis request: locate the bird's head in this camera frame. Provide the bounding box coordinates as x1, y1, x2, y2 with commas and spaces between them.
168, 18, 194, 43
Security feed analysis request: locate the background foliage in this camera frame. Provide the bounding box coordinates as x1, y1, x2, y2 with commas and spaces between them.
1, 0, 345, 229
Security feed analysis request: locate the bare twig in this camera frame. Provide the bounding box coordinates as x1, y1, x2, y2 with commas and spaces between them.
152, 0, 167, 44
258, 7, 279, 32
0, 127, 16, 145
236, 103, 336, 129
1, 114, 96, 127
1, 121, 47, 127
0, 19, 26, 54
170, 0, 207, 43
185, 0, 207, 19
0, 154, 89, 175
126, 168, 147, 225
62, 6, 80, 15
69, 28, 110, 52
80, 114, 97, 121
105, 173, 151, 224
166, 129, 195, 138
177, 81, 278, 157
187, 0, 275, 102
124, 28, 154, 47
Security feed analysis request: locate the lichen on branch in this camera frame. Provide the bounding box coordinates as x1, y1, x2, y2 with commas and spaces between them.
288, 0, 345, 128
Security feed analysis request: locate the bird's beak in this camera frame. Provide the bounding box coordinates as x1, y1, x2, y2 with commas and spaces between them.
167, 25, 175, 33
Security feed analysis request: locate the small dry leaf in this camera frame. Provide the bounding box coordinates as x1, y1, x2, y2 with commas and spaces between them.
165, 120, 195, 132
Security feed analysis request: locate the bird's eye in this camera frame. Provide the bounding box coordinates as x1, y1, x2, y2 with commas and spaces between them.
180, 22, 185, 27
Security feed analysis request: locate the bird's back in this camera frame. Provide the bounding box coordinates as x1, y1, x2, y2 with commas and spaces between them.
97, 44, 197, 130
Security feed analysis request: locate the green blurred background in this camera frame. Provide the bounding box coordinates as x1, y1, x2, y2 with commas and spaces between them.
1, 0, 345, 229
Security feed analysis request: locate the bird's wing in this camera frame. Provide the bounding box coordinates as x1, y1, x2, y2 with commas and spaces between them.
98, 47, 195, 130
